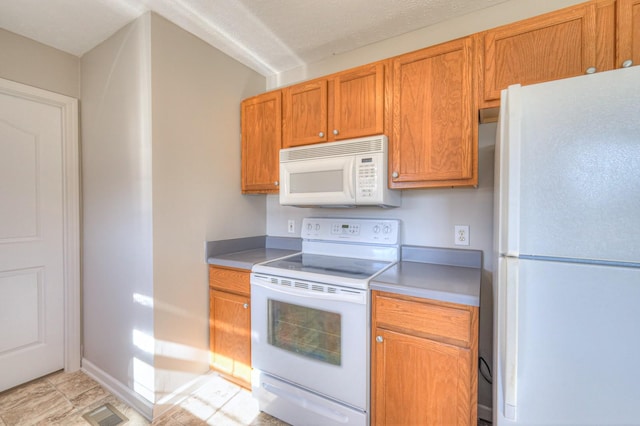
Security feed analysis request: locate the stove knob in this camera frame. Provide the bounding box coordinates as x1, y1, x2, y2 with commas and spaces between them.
307, 223, 313, 231
383, 225, 391, 234
373, 225, 381, 233
315, 224, 320, 231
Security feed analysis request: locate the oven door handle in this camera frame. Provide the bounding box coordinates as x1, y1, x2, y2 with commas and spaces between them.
251, 277, 366, 305
262, 382, 350, 424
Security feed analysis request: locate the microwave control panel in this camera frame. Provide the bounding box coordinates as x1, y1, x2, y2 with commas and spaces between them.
301, 218, 400, 244
356, 155, 378, 199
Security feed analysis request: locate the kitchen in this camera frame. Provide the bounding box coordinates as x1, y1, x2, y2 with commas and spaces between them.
0, 0, 638, 424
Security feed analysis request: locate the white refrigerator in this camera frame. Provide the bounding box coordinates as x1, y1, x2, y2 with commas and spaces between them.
493, 66, 640, 425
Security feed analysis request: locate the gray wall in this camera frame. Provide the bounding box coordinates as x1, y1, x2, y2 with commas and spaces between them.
0, 28, 80, 98
81, 14, 155, 404
149, 12, 265, 409
81, 11, 266, 416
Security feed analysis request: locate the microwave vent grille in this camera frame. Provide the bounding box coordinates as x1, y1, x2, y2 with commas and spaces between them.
281, 138, 384, 162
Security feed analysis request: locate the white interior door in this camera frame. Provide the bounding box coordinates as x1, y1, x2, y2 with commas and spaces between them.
0, 80, 79, 392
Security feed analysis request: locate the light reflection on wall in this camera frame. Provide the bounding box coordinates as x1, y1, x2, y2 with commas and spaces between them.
133, 357, 155, 402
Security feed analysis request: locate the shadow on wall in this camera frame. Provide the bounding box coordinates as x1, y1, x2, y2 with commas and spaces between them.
478, 269, 494, 420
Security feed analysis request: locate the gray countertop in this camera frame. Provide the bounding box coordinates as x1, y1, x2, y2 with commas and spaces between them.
208, 247, 298, 270
206, 238, 482, 307
206, 235, 301, 270
371, 245, 482, 307
371, 261, 481, 307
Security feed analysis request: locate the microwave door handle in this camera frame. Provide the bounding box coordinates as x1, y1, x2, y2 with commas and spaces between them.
347, 158, 355, 200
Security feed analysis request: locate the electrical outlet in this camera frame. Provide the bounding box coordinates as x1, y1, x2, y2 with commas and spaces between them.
287, 219, 295, 234
454, 225, 469, 246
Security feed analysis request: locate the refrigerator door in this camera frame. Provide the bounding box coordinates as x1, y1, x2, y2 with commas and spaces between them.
503, 67, 640, 264
495, 257, 640, 425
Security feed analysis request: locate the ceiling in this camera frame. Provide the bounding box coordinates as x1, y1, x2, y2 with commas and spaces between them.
0, 0, 510, 76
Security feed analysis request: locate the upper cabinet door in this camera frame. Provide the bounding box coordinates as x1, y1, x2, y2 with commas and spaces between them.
282, 79, 328, 147
482, 2, 598, 108
332, 63, 385, 140
617, 0, 640, 69
390, 36, 477, 189
241, 91, 281, 194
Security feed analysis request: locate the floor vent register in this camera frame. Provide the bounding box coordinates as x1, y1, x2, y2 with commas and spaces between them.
82, 403, 128, 426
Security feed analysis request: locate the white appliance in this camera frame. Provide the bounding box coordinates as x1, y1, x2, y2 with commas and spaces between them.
493, 66, 640, 425
251, 217, 400, 426
279, 135, 401, 208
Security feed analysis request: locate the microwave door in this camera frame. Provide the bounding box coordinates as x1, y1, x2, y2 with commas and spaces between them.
280, 156, 356, 206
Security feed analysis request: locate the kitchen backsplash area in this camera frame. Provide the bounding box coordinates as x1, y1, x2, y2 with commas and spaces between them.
266, 122, 497, 414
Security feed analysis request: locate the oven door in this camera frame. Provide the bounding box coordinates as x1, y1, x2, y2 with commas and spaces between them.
250, 273, 368, 410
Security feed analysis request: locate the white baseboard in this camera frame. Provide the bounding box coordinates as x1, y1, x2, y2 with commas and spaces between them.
478, 403, 493, 422
81, 358, 154, 421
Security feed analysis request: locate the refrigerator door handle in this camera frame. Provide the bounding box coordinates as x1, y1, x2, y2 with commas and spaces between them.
503, 85, 522, 257
504, 258, 519, 420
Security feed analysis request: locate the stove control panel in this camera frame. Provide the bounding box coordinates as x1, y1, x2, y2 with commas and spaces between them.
301, 218, 400, 244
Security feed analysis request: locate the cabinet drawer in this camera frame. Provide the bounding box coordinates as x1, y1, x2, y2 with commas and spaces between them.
209, 266, 250, 295
373, 292, 472, 347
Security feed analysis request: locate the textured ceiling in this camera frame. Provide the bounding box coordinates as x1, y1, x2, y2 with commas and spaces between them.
0, 0, 510, 76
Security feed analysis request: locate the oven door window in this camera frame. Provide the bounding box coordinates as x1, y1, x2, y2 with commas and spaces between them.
267, 299, 341, 366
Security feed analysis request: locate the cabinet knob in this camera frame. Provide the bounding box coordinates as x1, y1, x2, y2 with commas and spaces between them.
392, 171, 399, 179
243, 303, 249, 309
318, 132, 324, 138
274, 181, 279, 186
585, 66, 597, 74
333, 129, 339, 135
376, 335, 384, 343
622, 59, 633, 68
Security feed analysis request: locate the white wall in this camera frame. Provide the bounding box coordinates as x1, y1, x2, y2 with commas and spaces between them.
0, 28, 80, 98
81, 13, 155, 405
149, 13, 265, 407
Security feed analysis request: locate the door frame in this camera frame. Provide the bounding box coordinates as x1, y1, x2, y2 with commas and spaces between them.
0, 77, 80, 373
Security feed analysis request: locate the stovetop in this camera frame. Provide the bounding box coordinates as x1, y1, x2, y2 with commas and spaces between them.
252, 218, 400, 288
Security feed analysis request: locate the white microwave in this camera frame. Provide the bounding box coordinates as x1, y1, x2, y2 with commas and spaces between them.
279, 135, 401, 208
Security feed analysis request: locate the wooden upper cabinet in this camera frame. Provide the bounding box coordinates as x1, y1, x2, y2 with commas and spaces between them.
617, 0, 640, 68
481, 2, 599, 108
390, 36, 477, 189
241, 91, 281, 194
282, 63, 385, 148
282, 79, 328, 147
332, 63, 385, 140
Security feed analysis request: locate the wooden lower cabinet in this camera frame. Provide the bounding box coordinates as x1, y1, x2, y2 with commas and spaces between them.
209, 266, 252, 388
371, 291, 479, 426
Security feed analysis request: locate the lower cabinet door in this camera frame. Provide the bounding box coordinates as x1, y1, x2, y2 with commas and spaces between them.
372, 328, 472, 426
209, 289, 251, 388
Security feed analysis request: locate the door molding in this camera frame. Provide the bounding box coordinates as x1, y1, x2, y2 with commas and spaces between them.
0, 77, 80, 372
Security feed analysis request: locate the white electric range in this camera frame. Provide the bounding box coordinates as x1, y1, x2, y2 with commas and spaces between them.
250, 217, 400, 426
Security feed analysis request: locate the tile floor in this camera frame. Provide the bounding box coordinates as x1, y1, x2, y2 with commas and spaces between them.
0, 370, 287, 425
0, 370, 493, 425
